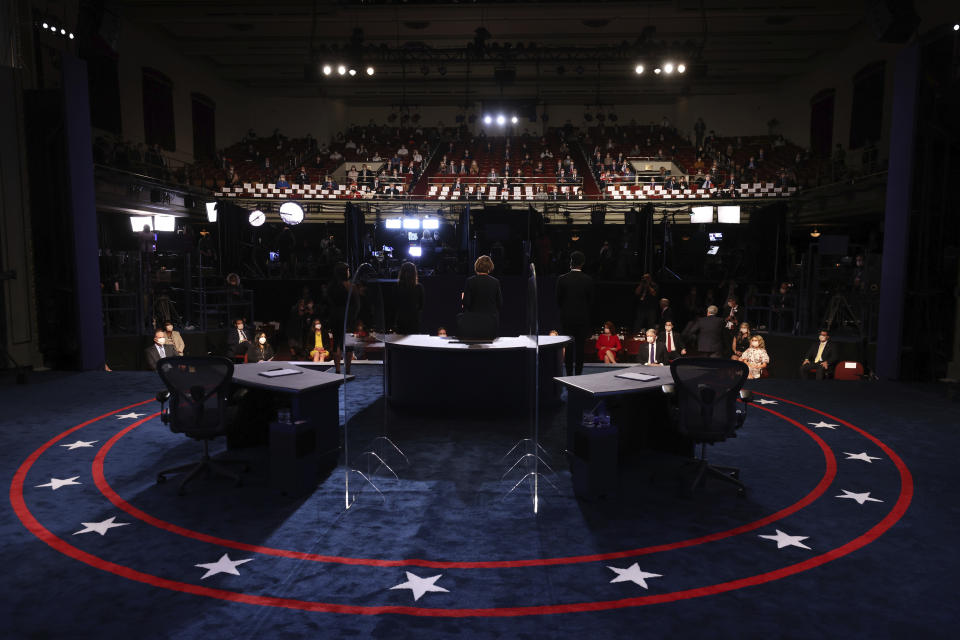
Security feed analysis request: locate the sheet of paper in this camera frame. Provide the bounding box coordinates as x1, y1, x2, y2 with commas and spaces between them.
258, 368, 304, 378
615, 372, 659, 382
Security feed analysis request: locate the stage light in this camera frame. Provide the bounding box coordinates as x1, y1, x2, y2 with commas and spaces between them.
322, 65, 332, 75
366, 66, 375, 76
403, 218, 421, 230
68, 32, 74, 39
422, 217, 440, 230
483, 115, 492, 125
248, 210, 266, 227
635, 64, 644, 74
954, 24, 959, 31
50, 25, 57, 32
205, 202, 218, 223
60, 28, 66, 35
385, 218, 402, 229
690, 205, 713, 223
496, 114, 506, 125
279, 201, 304, 225
717, 205, 741, 224
337, 65, 346, 75
677, 63, 686, 73
810, 228, 821, 238
408, 245, 422, 258
510, 115, 518, 124
663, 62, 674, 74
42, 22, 49, 29
348, 68, 357, 76
654, 67, 662, 74
154, 215, 176, 232
129, 216, 153, 232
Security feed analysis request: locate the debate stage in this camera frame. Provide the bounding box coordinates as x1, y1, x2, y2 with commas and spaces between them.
1, 368, 955, 639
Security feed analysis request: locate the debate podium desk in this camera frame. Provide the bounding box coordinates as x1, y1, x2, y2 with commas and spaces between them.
384, 334, 568, 411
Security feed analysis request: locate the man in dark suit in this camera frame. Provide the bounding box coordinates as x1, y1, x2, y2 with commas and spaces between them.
800, 329, 838, 380
145, 329, 176, 370
226, 318, 251, 358
686, 305, 726, 357
658, 320, 687, 361
639, 329, 668, 365
556, 250, 594, 375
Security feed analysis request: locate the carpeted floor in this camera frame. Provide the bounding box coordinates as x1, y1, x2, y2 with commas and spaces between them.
1, 366, 957, 639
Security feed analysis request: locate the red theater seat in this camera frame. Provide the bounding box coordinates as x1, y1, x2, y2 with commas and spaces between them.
833, 361, 864, 380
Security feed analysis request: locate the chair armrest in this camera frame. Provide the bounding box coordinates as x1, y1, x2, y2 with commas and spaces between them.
739, 389, 753, 403
156, 390, 171, 403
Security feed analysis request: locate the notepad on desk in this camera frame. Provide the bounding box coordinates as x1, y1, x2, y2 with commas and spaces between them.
615, 371, 659, 382
258, 368, 304, 378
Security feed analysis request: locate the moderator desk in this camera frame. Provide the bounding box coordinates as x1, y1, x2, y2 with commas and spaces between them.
384, 334, 568, 411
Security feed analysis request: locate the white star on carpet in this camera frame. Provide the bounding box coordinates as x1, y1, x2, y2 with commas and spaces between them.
195, 553, 253, 580
759, 529, 812, 550
35, 476, 81, 490
843, 451, 882, 463
754, 398, 778, 405
73, 516, 129, 536
115, 412, 145, 420
390, 572, 449, 601
608, 563, 663, 589
836, 490, 883, 505
808, 421, 838, 429
60, 440, 98, 450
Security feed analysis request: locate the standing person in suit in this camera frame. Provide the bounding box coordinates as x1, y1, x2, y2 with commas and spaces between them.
226, 318, 250, 358
459, 255, 502, 339
393, 261, 425, 334
687, 305, 726, 357
659, 320, 687, 361
657, 298, 674, 330
556, 250, 594, 375
800, 329, 838, 380
639, 328, 668, 365
248, 331, 275, 363
145, 329, 176, 370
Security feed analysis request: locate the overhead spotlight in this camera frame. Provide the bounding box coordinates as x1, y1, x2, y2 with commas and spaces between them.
483, 115, 492, 125
663, 62, 674, 74
422, 217, 440, 230
496, 114, 506, 125
510, 115, 518, 124
279, 201, 304, 225
810, 228, 821, 238
348, 68, 357, 76
42, 22, 48, 29
366, 66, 375, 76
68, 32, 74, 39
248, 210, 266, 227
337, 65, 346, 75
654, 67, 661, 74
50, 25, 57, 32
205, 202, 218, 223
403, 218, 421, 230
60, 28, 66, 35
954, 24, 959, 31
635, 64, 644, 74
408, 245, 422, 258
677, 63, 686, 73
322, 65, 332, 75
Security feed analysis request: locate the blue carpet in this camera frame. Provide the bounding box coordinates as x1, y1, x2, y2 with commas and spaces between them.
1, 368, 957, 638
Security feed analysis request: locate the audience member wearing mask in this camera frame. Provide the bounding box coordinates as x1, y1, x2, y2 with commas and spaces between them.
739, 335, 770, 379
145, 329, 176, 370
248, 332, 275, 363
163, 322, 185, 356
639, 328, 668, 365
309, 321, 329, 363
226, 318, 251, 358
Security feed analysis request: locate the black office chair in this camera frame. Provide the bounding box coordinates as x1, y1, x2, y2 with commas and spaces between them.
661, 358, 753, 495
155, 356, 247, 495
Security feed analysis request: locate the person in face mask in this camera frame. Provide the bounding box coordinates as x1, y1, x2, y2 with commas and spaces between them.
163, 322, 185, 356
739, 334, 770, 379
145, 329, 175, 370
226, 318, 250, 358
800, 329, 837, 380
248, 331, 275, 363
309, 321, 329, 363
731, 321, 752, 360
640, 328, 667, 366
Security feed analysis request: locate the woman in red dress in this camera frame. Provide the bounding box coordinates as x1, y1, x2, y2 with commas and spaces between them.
596, 321, 622, 363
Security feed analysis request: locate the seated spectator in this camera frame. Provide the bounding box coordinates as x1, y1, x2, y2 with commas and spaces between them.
226, 317, 251, 358
487, 169, 498, 183
469, 160, 479, 175
344, 139, 357, 150
701, 174, 713, 189
275, 174, 291, 188
163, 322, 185, 356
347, 165, 358, 182
659, 320, 686, 360
639, 328, 667, 365
458, 160, 467, 174
329, 149, 343, 162
596, 321, 623, 364
732, 321, 752, 359
800, 329, 837, 380
437, 326, 448, 337
248, 332, 275, 363
740, 334, 769, 379
308, 321, 329, 362
295, 166, 310, 185
145, 329, 176, 370
412, 149, 423, 164
322, 175, 338, 190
